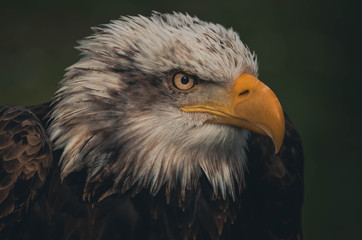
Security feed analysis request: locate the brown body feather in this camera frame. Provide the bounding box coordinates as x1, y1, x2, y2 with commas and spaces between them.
0, 105, 51, 233
0, 103, 303, 239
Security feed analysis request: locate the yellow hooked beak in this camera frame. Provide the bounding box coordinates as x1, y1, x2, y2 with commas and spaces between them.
179, 73, 285, 153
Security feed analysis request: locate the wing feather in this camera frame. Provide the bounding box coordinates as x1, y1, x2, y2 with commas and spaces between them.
0, 105, 52, 229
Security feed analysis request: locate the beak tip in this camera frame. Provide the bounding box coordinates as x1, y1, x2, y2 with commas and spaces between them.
274, 145, 281, 154
273, 138, 283, 154
271, 124, 285, 154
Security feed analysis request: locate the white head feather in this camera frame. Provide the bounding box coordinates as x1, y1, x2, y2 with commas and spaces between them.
49, 12, 258, 200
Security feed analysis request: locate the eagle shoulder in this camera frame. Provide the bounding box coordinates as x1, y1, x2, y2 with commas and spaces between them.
0, 105, 52, 232
241, 114, 304, 239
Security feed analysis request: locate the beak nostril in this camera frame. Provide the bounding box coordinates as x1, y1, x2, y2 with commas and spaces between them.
239, 90, 249, 97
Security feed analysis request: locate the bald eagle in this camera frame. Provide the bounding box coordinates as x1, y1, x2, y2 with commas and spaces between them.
0, 12, 303, 240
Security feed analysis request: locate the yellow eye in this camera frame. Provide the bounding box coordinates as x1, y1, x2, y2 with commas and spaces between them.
172, 73, 198, 91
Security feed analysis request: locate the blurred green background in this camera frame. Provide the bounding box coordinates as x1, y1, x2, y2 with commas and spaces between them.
1, 0, 361, 239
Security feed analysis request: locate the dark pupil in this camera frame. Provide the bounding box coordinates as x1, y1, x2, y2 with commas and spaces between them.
181, 76, 190, 85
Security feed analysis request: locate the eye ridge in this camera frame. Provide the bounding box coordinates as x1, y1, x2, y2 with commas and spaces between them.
171, 72, 198, 92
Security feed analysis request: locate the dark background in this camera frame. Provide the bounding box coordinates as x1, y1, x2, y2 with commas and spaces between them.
1, 0, 361, 239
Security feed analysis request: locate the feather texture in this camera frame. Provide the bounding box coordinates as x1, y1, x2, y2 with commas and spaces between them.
49, 12, 256, 200
0, 105, 52, 233
0, 12, 303, 240
0, 104, 303, 240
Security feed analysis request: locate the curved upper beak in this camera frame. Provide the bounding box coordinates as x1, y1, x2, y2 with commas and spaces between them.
179, 73, 285, 153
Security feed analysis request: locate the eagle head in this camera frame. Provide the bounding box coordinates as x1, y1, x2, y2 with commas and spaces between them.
49, 12, 284, 201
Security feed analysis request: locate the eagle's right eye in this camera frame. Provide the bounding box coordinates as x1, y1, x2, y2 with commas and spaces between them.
171, 73, 198, 92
